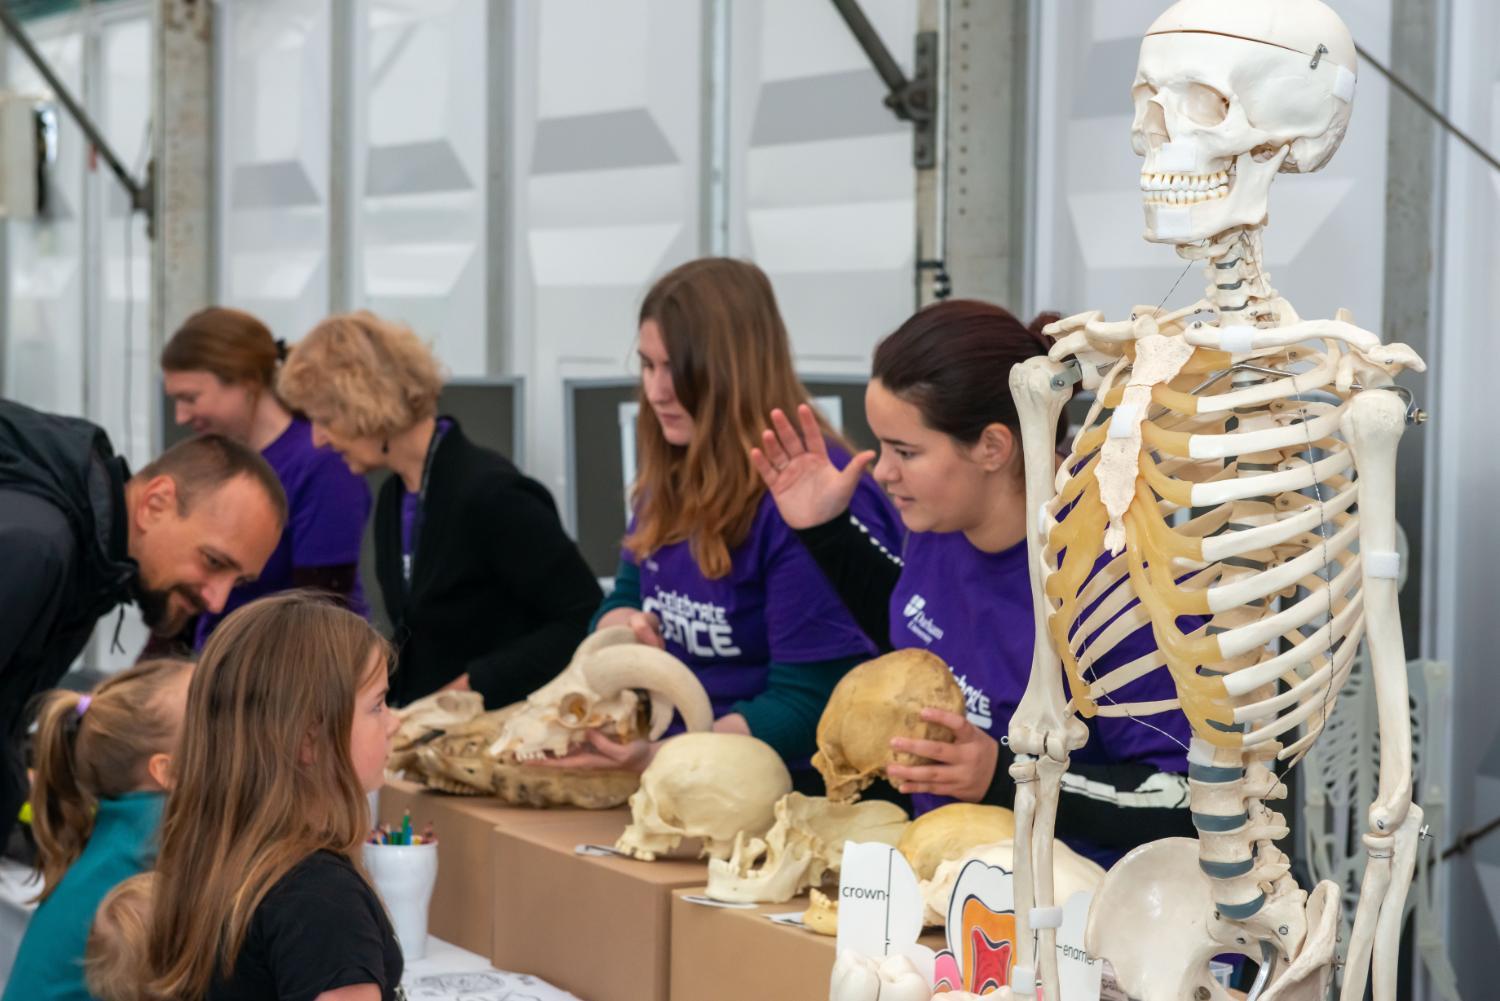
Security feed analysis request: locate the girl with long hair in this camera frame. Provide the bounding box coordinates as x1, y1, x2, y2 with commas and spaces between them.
144, 592, 401, 1000
2, 658, 193, 1001
754, 299, 1195, 863
162, 307, 372, 647
570, 258, 902, 776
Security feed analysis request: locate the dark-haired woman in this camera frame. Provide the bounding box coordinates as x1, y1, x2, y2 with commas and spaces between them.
753, 299, 1193, 864
162, 307, 371, 647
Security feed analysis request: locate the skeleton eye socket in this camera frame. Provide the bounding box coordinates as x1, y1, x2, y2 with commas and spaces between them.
1182, 83, 1230, 126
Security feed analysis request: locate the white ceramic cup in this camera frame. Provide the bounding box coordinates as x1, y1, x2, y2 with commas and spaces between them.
363, 840, 438, 961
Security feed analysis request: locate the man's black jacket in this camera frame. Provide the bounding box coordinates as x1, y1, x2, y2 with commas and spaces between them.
374, 419, 600, 708
0, 399, 136, 845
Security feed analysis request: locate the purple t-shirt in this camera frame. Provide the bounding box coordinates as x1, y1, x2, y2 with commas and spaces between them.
626, 443, 902, 719
195, 418, 372, 647
891, 530, 1191, 823
398, 419, 454, 584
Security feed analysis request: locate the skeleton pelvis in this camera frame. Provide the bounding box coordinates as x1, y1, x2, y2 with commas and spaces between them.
1085, 838, 1341, 1001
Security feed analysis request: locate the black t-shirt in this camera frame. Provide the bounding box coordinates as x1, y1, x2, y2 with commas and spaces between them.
208, 849, 405, 1001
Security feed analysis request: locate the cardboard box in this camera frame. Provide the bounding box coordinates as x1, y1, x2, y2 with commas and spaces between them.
668, 890, 947, 1001
376, 778, 617, 956
490, 814, 710, 1001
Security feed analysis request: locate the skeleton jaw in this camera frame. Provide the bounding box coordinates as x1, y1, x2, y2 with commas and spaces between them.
1143, 146, 1287, 246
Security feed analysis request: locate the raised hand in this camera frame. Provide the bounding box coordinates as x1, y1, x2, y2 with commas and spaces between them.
749, 404, 875, 530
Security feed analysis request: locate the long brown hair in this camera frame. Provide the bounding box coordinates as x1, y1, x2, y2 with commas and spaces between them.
145, 593, 391, 998
626, 258, 843, 579
29, 659, 193, 903
161, 307, 283, 390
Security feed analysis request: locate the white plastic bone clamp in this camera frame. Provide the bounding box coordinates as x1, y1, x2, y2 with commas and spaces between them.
1365, 551, 1400, 579
1219, 326, 1257, 354
1030, 906, 1065, 930
1109, 403, 1141, 439
1333, 65, 1357, 103
1010, 965, 1037, 997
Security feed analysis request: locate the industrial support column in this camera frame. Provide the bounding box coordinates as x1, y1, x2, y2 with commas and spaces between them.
917, 0, 1032, 309
150, 0, 213, 423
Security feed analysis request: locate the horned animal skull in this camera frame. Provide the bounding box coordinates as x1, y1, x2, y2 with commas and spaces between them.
1133, 0, 1356, 245
388, 693, 637, 808
896, 803, 1016, 883
813, 649, 966, 803
490, 627, 714, 762
705, 793, 909, 904
614, 732, 792, 861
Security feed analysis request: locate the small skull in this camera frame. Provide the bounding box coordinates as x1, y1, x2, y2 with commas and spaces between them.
919, 838, 1104, 928
1132, 0, 1356, 245
614, 732, 792, 861
705, 793, 909, 904
813, 649, 966, 803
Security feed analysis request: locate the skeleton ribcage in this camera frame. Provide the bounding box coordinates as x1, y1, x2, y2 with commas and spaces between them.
1041, 337, 1364, 764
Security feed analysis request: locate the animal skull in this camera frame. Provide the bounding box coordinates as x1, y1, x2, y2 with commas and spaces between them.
919, 839, 1105, 929
389, 695, 637, 808
615, 732, 792, 861
814, 649, 967, 803
490, 628, 714, 762
705, 793, 909, 904
897, 803, 1017, 883
1133, 0, 1356, 245
829, 952, 931, 1001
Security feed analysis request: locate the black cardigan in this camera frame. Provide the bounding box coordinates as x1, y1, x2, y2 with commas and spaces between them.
375, 420, 601, 708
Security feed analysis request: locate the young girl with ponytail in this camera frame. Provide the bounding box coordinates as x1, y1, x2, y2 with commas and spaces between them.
2, 658, 193, 1001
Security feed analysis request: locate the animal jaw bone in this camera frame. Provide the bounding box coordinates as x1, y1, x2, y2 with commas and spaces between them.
615, 732, 792, 861
813, 649, 966, 803
489, 628, 714, 762
705, 793, 908, 904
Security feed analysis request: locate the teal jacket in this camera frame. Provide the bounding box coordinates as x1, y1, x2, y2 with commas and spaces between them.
3, 791, 164, 1001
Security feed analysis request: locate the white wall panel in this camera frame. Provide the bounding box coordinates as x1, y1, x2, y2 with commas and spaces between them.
353, 0, 486, 374
4, 28, 85, 415
218, 0, 331, 343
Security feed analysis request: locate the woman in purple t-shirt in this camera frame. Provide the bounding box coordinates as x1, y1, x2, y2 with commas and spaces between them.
754, 299, 1195, 863
572, 258, 902, 777
162, 308, 372, 648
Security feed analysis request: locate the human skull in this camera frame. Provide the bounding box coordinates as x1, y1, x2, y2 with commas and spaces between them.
919, 839, 1105, 928
829, 951, 931, 1001
897, 803, 1017, 883
813, 649, 966, 803
1133, 0, 1356, 245
705, 793, 909, 904
614, 732, 792, 861
489, 628, 714, 762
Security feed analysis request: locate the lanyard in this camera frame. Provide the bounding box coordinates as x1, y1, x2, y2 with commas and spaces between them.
401, 422, 447, 588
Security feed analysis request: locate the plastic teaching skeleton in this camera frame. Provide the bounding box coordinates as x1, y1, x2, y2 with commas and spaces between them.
1000, 3, 1425, 1000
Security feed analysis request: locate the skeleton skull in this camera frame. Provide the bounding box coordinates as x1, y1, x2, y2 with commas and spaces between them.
490, 628, 714, 762
919, 839, 1105, 929
829, 952, 930, 1001
896, 803, 1017, 883
814, 649, 967, 803
705, 793, 909, 904
615, 732, 792, 861
1133, 0, 1356, 245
